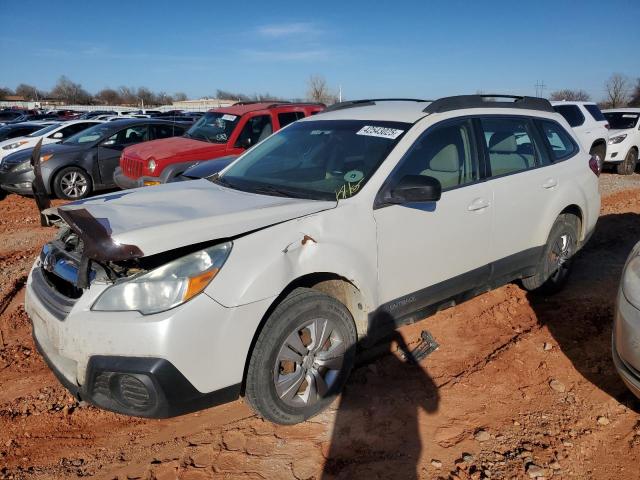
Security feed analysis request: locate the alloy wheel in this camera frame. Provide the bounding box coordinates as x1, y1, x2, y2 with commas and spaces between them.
273, 317, 346, 408
60, 171, 88, 198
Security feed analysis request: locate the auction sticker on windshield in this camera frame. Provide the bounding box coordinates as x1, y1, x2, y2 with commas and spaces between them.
221, 114, 237, 121
356, 125, 404, 139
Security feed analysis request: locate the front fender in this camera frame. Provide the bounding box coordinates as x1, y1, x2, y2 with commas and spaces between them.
206, 201, 379, 314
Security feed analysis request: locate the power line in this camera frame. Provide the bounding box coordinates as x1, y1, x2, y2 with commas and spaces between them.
534, 80, 547, 98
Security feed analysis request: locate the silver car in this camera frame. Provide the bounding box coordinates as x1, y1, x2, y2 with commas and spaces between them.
613, 241, 640, 398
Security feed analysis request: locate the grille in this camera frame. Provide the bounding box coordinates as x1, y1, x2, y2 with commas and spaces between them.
121, 153, 144, 178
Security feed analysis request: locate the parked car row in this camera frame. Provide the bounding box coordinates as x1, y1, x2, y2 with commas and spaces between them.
23, 95, 605, 424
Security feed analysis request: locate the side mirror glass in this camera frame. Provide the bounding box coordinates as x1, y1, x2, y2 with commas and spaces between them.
238, 137, 252, 149
52, 132, 63, 139
389, 175, 442, 204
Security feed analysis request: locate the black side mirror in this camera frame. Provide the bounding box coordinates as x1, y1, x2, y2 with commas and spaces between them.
389, 175, 442, 203
238, 137, 252, 149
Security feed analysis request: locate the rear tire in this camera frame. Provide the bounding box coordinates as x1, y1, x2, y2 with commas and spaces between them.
522, 214, 580, 294
53, 166, 92, 200
616, 149, 638, 175
245, 288, 357, 425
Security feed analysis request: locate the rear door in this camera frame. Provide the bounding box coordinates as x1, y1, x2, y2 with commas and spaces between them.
374, 118, 492, 322
478, 116, 562, 281
97, 124, 149, 185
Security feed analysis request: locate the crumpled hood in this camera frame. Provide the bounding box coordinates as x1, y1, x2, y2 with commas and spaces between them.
125, 137, 227, 163
46, 180, 336, 258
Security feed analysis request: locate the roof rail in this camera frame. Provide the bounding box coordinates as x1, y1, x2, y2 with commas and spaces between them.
324, 98, 430, 112
423, 95, 554, 114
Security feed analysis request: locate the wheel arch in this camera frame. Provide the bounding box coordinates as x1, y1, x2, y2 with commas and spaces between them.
239, 272, 368, 394
590, 138, 607, 153
558, 204, 584, 240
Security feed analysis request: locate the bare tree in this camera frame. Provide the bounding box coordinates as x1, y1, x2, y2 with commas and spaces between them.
95, 88, 122, 105
118, 86, 137, 105
0, 87, 14, 99
173, 92, 188, 102
15, 83, 45, 101
604, 74, 630, 108
50, 76, 92, 104
306, 75, 337, 104
549, 89, 591, 102
629, 78, 640, 108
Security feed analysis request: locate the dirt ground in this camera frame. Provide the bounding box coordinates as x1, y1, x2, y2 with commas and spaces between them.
1, 173, 640, 480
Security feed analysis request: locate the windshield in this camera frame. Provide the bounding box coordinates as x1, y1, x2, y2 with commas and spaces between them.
604, 112, 640, 130
216, 120, 411, 201
185, 112, 240, 143
27, 123, 61, 137
62, 123, 114, 145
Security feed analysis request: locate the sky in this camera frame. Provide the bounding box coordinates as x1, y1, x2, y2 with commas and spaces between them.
1, 0, 639, 102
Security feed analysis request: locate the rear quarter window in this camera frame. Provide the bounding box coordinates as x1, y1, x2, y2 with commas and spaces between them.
538, 120, 578, 161
553, 105, 585, 127
584, 104, 606, 122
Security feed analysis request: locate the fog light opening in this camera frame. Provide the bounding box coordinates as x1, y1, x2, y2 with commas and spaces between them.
109, 373, 156, 411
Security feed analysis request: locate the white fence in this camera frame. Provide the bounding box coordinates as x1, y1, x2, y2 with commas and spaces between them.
0, 99, 236, 113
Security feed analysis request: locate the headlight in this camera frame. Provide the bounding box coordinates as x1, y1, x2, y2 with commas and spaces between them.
608, 134, 627, 145
147, 158, 156, 173
2, 140, 28, 150
92, 241, 232, 314
623, 253, 640, 310
12, 160, 32, 173
40, 153, 54, 163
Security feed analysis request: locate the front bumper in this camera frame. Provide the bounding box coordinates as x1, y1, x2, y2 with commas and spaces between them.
0, 168, 35, 195
612, 289, 640, 399
604, 144, 629, 163
25, 259, 274, 418
114, 161, 203, 190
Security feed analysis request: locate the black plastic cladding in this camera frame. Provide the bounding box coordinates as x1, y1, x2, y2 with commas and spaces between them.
423, 95, 555, 114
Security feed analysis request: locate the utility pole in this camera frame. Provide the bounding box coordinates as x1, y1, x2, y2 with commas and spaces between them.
535, 80, 547, 98
338, 85, 342, 102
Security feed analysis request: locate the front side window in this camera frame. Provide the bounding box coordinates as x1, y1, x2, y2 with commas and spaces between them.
217, 120, 410, 201
235, 115, 273, 148
106, 125, 148, 146
390, 119, 477, 190
481, 117, 540, 176
539, 120, 578, 161
553, 105, 585, 127
604, 112, 640, 130
185, 112, 240, 143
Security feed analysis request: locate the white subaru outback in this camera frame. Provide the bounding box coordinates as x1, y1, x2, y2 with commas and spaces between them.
26, 95, 600, 424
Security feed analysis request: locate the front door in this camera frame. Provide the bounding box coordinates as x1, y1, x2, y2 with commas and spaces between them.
97, 125, 149, 185
374, 118, 492, 323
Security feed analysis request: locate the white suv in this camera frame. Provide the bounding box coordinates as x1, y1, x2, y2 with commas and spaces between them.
25, 96, 600, 424
551, 101, 609, 166
602, 108, 640, 175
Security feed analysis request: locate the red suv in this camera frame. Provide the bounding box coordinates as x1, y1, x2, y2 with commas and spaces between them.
114, 102, 324, 188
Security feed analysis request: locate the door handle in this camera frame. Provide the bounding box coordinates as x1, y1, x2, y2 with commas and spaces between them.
467, 198, 490, 211
542, 178, 558, 189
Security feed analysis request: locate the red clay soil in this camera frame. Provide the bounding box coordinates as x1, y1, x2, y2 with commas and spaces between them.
1, 175, 640, 480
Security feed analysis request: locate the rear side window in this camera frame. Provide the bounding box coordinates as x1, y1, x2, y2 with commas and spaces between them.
278, 111, 305, 128
538, 121, 578, 161
480, 118, 541, 177
553, 105, 585, 127
584, 104, 606, 122
152, 124, 184, 139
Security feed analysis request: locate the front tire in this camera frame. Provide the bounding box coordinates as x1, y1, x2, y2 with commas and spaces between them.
245, 288, 357, 424
616, 149, 638, 175
522, 213, 579, 294
53, 167, 92, 200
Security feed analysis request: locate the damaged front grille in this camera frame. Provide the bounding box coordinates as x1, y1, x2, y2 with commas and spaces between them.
33, 231, 96, 320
